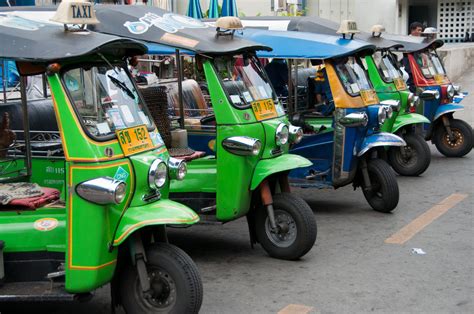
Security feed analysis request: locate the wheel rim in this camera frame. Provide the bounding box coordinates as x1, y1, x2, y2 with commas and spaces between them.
134, 266, 177, 311
442, 128, 464, 149
395, 144, 418, 168
264, 209, 297, 248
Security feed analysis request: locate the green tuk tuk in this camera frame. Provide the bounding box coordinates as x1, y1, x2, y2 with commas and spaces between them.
90, 7, 317, 261
0, 3, 202, 313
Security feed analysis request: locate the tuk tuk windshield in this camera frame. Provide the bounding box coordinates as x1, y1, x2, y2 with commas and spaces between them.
213, 55, 276, 108
63, 65, 153, 140
334, 56, 373, 96
373, 52, 402, 82
414, 51, 446, 78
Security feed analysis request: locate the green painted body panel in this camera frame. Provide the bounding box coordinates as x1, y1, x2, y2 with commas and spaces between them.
0, 208, 66, 253
170, 156, 217, 193
250, 154, 312, 190
113, 199, 199, 246
305, 117, 334, 133
391, 113, 430, 133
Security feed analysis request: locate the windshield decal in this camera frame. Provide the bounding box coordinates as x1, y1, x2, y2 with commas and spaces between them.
124, 12, 208, 35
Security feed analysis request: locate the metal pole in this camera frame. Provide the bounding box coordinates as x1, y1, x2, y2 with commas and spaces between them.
20, 76, 32, 177
287, 59, 293, 115
175, 49, 185, 129
294, 60, 298, 112
42, 74, 48, 98
2, 61, 6, 104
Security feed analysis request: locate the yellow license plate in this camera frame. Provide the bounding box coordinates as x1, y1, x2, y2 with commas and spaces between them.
393, 78, 407, 91
116, 125, 154, 156
360, 90, 379, 105
251, 99, 278, 121
434, 74, 446, 84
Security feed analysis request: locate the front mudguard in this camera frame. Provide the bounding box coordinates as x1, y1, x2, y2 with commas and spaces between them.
113, 199, 199, 246
433, 104, 464, 121
392, 113, 430, 133
357, 132, 406, 157
250, 154, 312, 190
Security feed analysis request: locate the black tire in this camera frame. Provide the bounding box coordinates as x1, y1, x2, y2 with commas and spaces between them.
255, 193, 317, 260
433, 118, 473, 157
388, 133, 431, 176
119, 242, 203, 314
362, 159, 399, 213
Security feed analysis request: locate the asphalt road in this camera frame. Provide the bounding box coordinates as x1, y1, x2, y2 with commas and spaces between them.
3, 70, 473, 314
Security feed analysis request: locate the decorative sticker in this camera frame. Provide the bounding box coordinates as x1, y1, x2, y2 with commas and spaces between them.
34, 218, 59, 232
434, 74, 446, 84
114, 166, 129, 182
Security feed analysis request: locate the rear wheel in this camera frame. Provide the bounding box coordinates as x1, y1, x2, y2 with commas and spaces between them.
433, 118, 473, 157
120, 242, 203, 314
388, 133, 431, 176
362, 159, 399, 213
255, 193, 317, 260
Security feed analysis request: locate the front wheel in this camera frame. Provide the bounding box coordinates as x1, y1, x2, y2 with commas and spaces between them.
433, 118, 473, 157
362, 159, 399, 213
388, 133, 431, 176
255, 193, 317, 260
120, 242, 203, 314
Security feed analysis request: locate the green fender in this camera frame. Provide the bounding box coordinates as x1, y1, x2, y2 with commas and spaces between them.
392, 113, 430, 133
113, 199, 199, 246
250, 154, 312, 190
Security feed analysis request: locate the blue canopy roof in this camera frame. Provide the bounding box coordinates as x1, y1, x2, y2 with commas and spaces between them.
146, 43, 195, 55
238, 28, 375, 59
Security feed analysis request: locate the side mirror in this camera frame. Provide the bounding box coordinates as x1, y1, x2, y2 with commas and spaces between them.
380, 99, 401, 112
419, 89, 440, 101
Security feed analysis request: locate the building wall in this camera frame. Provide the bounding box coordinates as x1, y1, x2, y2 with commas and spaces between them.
176, 0, 274, 16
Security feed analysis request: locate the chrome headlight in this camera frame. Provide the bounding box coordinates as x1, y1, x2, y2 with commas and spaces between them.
289, 125, 303, 144
420, 89, 440, 100
222, 136, 261, 156
76, 177, 127, 205
149, 159, 167, 189
275, 123, 289, 146
380, 99, 401, 112
384, 105, 394, 119
453, 85, 461, 95
408, 92, 415, 107
378, 106, 388, 124
447, 85, 455, 98
168, 157, 187, 181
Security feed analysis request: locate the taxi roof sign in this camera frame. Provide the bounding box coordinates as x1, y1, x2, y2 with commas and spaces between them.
216, 16, 243, 37
370, 24, 385, 37
50, 0, 99, 28
337, 20, 359, 39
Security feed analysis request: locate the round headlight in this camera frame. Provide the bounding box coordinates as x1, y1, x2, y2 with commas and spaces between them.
114, 182, 127, 204
289, 125, 303, 144
447, 85, 455, 98
252, 140, 262, 155
378, 106, 387, 125
276, 124, 289, 146
168, 157, 187, 181
408, 92, 415, 106
385, 105, 393, 119
149, 159, 167, 189
434, 89, 440, 99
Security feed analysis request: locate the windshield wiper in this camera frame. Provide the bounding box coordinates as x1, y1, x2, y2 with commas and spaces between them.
108, 75, 136, 100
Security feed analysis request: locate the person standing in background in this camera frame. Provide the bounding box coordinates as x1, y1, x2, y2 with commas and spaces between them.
409, 22, 424, 36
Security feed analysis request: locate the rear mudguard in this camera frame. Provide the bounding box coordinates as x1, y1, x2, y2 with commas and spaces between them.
358, 132, 406, 157
113, 199, 199, 246
433, 104, 464, 121
392, 113, 430, 133
250, 154, 312, 190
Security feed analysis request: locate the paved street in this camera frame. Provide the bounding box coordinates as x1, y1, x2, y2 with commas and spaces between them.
3, 70, 473, 314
